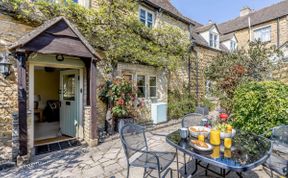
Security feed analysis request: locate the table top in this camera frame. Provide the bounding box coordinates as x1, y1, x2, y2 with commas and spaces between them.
166, 130, 272, 172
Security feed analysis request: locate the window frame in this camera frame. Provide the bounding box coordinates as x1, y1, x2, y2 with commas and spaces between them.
209, 32, 219, 49
136, 74, 146, 98
139, 6, 155, 28
230, 40, 237, 51
148, 76, 157, 98
253, 26, 271, 42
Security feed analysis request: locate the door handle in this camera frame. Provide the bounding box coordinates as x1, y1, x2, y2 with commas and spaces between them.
66, 101, 71, 105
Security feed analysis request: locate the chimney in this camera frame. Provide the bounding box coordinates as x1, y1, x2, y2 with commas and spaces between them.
240, 6, 252, 17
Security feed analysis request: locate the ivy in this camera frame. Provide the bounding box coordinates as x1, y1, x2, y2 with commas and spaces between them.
1, 0, 190, 70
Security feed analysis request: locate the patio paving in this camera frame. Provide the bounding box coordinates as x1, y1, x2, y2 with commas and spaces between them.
0, 122, 274, 178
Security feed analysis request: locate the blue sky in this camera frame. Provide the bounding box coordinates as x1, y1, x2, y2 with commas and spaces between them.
171, 0, 282, 25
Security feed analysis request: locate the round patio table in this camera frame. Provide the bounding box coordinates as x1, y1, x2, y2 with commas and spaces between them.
166, 130, 272, 178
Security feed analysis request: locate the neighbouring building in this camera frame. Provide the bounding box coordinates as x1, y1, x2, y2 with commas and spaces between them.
0, 0, 222, 163
217, 0, 288, 84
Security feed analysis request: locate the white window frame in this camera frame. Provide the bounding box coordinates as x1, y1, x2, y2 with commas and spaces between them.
136, 74, 146, 98
209, 32, 219, 49
253, 26, 271, 42
139, 6, 155, 28
148, 76, 157, 98
230, 40, 237, 51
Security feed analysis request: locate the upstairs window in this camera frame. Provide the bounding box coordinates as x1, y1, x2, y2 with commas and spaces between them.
253, 26, 271, 42
139, 7, 154, 28
230, 41, 237, 51
209, 33, 219, 48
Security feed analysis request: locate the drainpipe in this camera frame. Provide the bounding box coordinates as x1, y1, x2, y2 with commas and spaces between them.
277, 18, 280, 48
248, 17, 252, 42
195, 50, 199, 106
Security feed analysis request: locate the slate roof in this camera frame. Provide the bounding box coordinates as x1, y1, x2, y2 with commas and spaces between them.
143, 0, 202, 27
9, 16, 101, 60
220, 33, 235, 42
218, 0, 288, 34
194, 23, 215, 33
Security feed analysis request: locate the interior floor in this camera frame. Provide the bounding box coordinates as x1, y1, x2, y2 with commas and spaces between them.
34, 121, 61, 141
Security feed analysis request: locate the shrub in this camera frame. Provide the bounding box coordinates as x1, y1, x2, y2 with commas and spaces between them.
232, 81, 288, 135
168, 90, 195, 120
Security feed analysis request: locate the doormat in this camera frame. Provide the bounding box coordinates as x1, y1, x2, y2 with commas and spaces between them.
35, 139, 81, 155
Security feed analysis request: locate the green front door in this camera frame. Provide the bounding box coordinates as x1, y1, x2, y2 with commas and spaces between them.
59, 70, 79, 137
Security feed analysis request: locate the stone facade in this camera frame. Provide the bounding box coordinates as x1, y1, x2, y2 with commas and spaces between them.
0, 14, 33, 162
234, 16, 288, 49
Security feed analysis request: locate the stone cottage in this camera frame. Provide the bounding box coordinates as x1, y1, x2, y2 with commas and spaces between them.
0, 0, 224, 163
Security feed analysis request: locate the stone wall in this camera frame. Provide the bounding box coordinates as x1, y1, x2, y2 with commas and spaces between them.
0, 13, 32, 162
235, 16, 288, 49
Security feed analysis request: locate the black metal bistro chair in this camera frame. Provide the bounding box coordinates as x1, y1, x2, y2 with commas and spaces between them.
120, 123, 176, 178
181, 113, 205, 128
263, 125, 288, 177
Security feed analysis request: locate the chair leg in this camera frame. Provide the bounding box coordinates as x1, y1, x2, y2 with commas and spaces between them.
127, 165, 130, 178
143, 168, 147, 178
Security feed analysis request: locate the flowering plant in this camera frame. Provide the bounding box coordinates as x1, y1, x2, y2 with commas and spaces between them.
99, 77, 144, 118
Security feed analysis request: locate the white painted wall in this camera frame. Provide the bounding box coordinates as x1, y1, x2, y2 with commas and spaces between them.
222, 36, 238, 51
199, 25, 220, 49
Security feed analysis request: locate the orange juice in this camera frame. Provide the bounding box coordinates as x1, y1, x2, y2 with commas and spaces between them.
198, 134, 205, 142
211, 146, 220, 159
210, 129, 221, 145
224, 149, 232, 158
224, 137, 232, 149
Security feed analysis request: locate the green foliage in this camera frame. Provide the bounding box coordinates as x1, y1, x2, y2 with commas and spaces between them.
199, 97, 215, 111
232, 81, 288, 135
1, 0, 190, 70
168, 90, 195, 120
205, 41, 282, 113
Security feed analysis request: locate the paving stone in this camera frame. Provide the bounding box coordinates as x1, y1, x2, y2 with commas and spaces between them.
0, 121, 281, 178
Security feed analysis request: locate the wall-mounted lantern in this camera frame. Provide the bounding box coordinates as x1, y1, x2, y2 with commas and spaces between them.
0, 51, 12, 78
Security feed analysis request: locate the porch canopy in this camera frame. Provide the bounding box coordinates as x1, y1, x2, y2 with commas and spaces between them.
9, 17, 101, 156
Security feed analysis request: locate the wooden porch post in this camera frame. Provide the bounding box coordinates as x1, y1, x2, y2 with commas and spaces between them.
17, 52, 28, 156
90, 58, 98, 143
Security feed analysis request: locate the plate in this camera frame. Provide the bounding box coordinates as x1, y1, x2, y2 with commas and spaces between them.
188, 126, 211, 138
191, 140, 213, 151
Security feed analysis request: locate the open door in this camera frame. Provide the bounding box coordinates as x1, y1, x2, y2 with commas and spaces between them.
59, 70, 79, 137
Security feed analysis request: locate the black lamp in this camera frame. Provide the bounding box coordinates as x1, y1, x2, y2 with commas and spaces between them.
0, 51, 12, 78
56, 54, 64, 61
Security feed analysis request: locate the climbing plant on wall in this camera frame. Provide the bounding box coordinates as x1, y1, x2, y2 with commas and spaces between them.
1, 0, 190, 70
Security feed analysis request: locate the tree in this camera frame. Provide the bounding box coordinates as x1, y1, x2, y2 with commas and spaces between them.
205, 41, 282, 113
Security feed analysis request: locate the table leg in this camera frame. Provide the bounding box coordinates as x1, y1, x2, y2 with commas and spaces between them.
184, 153, 187, 175
191, 159, 198, 176
176, 149, 179, 178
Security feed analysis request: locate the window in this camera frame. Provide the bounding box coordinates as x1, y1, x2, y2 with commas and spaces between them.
149, 76, 157, 98
123, 74, 133, 81
230, 41, 237, 51
209, 33, 219, 48
139, 7, 154, 28
137, 75, 146, 98
253, 26, 271, 42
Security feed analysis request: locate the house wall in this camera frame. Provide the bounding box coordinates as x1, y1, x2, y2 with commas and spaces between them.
0, 13, 33, 162
34, 70, 60, 110
234, 16, 288, 49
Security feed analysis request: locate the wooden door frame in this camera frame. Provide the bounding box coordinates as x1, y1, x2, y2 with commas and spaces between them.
28, 54, 84, 153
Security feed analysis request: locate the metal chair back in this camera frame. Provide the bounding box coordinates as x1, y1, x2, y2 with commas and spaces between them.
271, 125, 288, 145
120, 123, 148, 160
181, 113, 204, 128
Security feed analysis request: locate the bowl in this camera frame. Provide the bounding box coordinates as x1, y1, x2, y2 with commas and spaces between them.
188, 126, 211, 138
220, 129, 236, 139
